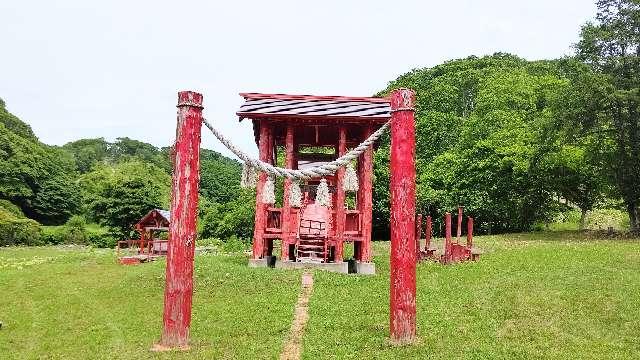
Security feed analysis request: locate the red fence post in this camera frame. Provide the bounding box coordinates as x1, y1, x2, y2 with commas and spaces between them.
467, 217, 474, 248
425, 215, 432, 251
457, 206, 463, 243
389, 88, 417, 343
443, 212, 452, 264
155, 91, 203, 350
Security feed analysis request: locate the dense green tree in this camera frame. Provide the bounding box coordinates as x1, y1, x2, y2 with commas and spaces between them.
0, 101, 80, 224
0, 98, 36, 140
81, 160, 170, 237
374, 54, 570, 235
575, 0, 640, 231
199, 189, 255, 240
62, 138, 110, 173
199, 149, 242, 204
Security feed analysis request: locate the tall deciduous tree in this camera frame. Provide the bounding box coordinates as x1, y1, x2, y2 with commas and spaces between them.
576, 0, 640, 231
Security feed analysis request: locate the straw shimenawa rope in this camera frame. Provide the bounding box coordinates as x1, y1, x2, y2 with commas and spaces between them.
202, 118, 389, 180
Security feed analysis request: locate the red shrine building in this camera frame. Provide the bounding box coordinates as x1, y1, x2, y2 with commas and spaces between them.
237, 93, 390, 274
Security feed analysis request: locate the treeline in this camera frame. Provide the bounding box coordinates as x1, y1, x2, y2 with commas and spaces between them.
0, 99, 247, 246
372, 0, 639, 236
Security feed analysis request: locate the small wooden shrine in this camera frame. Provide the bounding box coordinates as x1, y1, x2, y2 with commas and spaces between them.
117, 209, 170, 265
237, 93, 390, 273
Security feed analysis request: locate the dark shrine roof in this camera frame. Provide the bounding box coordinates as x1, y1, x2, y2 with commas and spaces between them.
236, 93, 391, 122
136, 209, 170, 229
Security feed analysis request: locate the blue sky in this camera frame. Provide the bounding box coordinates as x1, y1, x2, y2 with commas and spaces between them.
0, 0, 596, 157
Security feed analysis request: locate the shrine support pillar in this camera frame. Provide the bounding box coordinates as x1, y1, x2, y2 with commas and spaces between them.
252, 122, 273, 259
281, 124, 295, 261
335, 126, 347, 262
389, 88, 417, 343
357, 126, 374, 262
156, 91, 202, 350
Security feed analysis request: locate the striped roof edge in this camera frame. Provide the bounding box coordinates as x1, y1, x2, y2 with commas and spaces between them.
237, 92, 391, 121
156, 209, 170, 221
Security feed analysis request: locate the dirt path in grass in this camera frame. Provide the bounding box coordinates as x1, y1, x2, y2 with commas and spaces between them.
280, 271, 314, 360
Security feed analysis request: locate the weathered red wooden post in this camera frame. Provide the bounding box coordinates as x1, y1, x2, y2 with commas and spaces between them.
335, 126, 347, 262
389, 88, 417, 343
443, 212, 452, 264
252, 123, 273, 259
467, 216, 474, 248
415, 214, 422, 260
156, 91, 203, 350
457, 206, 463, 243
281, 124, 295, 261
359, 125, 374, 262
424, 215, 432, 251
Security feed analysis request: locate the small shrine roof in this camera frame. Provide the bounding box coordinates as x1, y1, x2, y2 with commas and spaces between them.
236, 93, 391, 122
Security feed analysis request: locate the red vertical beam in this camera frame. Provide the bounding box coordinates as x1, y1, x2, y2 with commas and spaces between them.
281, 124, 295, 261
444, 212, 452, 264
415, 214, 422, 260
359, 125, 374, 262
425, 215, 432, 251
456, 206, 463, 243
467, 217, 474, 248
252, 122, 272, 259
157, 91, 202, 349
335, 126, 347, 262
389, 88, 417, 343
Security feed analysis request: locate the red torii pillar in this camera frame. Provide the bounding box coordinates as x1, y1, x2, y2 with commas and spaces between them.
389, 88, 417, 343
155, 91, 202, 350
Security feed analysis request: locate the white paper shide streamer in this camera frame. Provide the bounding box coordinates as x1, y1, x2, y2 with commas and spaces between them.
289, 181, 302, 208
316, 178, 331, 207
240, 163, 257, 189
342, 164, 359, 192
261, 175, 276, 204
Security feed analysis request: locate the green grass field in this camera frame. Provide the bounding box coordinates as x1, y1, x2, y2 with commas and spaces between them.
1, 232, 639, 359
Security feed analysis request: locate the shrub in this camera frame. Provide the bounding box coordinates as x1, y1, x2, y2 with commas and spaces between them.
222, 235, 250, 253
585, 209, 629, 231
86, 226, 117, 248
41, 226, 67, 245
0, 199, 24, 218
64, 215, 88, 244
0, 214, 42, 246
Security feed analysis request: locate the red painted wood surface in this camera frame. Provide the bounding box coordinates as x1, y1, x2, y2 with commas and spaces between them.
356, 126, 374, 262
389, 88, 417, 343
415, 214, 422, 260
443, 212, 452, 264
425, 215, 432, 251
467, 217, 474, 248
252, 122, 273, 259
334, 126, 347, 262
159, 91, 203, 348
281, 124, 295, 261
457, 206, 463, 242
